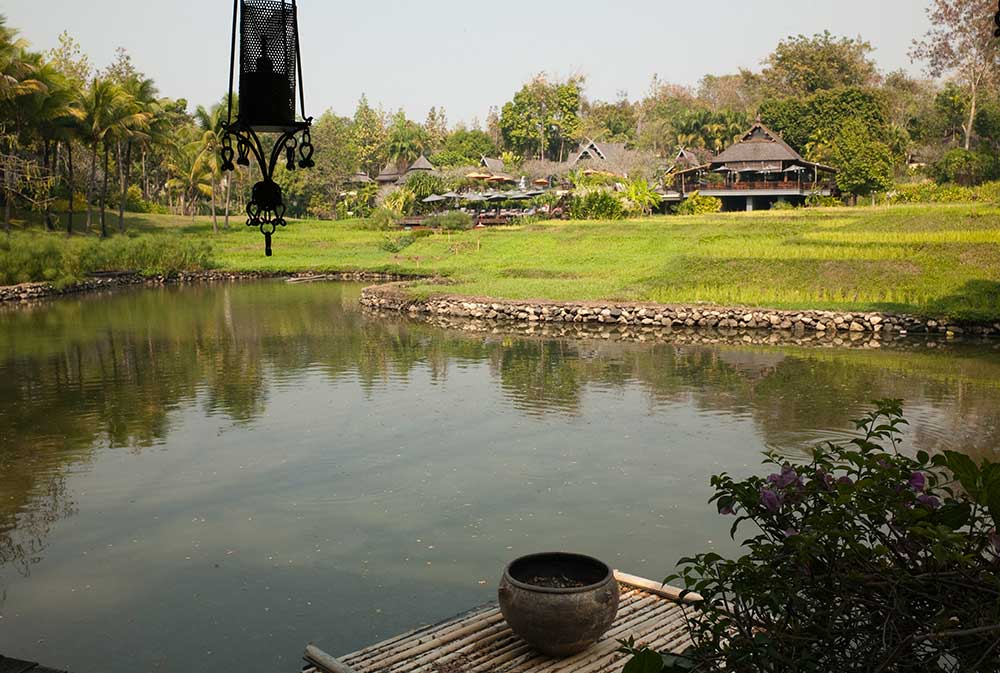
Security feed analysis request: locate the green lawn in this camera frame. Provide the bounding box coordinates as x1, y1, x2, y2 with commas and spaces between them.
8, 203, 1000, 320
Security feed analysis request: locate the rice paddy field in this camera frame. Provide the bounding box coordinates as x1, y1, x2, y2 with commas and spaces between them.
8, 202, 1000, 320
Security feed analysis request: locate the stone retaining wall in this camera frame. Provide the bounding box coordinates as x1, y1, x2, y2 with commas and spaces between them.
0, 270, 414, 305
361, 283, 1000, 338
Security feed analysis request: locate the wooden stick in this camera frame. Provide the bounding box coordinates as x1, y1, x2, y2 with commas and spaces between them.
614, 570, 703, 604
305, 644, 358, 673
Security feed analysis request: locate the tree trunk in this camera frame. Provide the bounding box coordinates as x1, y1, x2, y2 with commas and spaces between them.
2, 161, 10, 233
964, 75, 978, 151
67, 141, 75, 235
224, 172, 232, 229
86, 141, 98, 231
42, 140, 53, 231
118, 140, 132, 233
211, 172, 218, 234
141, 148, 148, 199
100, 141, 109, 238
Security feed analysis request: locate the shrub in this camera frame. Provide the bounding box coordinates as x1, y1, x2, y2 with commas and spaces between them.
974, 180, 1000, 204
770, 200, 796, 211
621, 178, 663, 217
676, 191, 722, 215
379, 233, 415, 253
382, 187, 416, 216
805, 193, 843, 208
365, 207, 400, 231
426, 211, 473, 231
930, 148, 986, 186
623, 400, 1000, 673
570, 188, 626, 220
886, 182, 976, 205
0, 234, 214, 288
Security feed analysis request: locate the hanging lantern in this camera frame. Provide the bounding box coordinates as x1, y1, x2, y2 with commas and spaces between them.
221, 0, 314, 257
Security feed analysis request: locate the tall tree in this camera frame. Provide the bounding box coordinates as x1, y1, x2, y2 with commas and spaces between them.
748, 31, 880, 98
351, 94, 386, 175
114, 74, 155, 233
911, 0, 1000, 150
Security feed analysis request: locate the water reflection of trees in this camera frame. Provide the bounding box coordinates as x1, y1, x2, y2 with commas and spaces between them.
1, 281, 999, 575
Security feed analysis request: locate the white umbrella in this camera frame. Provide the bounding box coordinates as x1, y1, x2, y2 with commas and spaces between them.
422, 194, 447, 203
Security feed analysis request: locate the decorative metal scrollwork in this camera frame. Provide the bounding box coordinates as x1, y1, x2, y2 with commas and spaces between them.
220, 0, 314, 257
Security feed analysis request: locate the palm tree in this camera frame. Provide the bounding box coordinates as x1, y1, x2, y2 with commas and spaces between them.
115, 75, 156, 233
0, 17, 43, 102
385, 120, 428, 170
195, 95, 236, 232
0, 17, 46, 230
18, 60, 82, 231
165, 133, 213, 218
79, 78, 148, 236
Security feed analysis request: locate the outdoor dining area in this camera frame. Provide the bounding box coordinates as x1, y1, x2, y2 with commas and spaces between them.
405, 173, 559, 227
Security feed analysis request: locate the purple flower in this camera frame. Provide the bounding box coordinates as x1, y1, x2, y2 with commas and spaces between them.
760, 488, 783, 514
717, 502, 735, 516
916, 494, 940, 510
768, 465, 803, 490
908, 472, 926, 492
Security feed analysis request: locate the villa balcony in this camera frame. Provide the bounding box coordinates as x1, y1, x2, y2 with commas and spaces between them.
689, 181, 837, 197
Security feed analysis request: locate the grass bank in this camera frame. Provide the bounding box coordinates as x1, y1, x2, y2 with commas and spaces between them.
4, 203, 1000, 320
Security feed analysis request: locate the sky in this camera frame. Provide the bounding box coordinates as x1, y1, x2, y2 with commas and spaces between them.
6, 0, 933, 125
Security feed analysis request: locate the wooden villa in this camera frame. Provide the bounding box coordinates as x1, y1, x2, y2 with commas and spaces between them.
671, 121, 838, 211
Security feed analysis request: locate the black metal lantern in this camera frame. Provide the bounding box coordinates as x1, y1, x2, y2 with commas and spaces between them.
221, 0, 314, 256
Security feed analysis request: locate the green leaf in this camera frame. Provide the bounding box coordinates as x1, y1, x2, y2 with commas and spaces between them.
623, 649, 665, 673
935, 502, 972, 530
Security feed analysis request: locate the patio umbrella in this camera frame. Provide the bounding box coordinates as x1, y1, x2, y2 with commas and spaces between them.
465, 171, 492, 180
441, 191, 460, 199
533, 177, 550, 186
422, 194, 447, 203
461, 193, 486, 202
348, 172, 373, 184
713, 165, 736, 173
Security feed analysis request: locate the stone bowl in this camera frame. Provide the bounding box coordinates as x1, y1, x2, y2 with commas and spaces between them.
498, 552, 619, 657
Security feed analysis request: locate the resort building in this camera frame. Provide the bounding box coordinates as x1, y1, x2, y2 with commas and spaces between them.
568, 139, 629, 168
671, 122, 838, 211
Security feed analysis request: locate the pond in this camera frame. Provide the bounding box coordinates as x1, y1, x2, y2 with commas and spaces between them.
1, 281, 998, 673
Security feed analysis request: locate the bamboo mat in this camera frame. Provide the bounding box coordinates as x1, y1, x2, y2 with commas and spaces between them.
303, 571, 697, 673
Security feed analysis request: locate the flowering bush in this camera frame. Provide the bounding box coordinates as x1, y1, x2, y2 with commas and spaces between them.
623, 400, 1000, 673
675, 191, 722, 215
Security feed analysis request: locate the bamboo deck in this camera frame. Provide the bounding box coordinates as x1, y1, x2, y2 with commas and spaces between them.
302, 571, 699, 673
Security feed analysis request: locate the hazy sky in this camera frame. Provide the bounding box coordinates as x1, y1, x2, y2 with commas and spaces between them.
7, 0, 933, 124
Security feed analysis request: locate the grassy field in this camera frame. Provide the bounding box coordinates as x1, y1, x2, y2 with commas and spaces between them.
6, 202, 1000, 320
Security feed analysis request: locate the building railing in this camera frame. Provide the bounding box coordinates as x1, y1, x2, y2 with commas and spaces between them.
675, 180, 836, 193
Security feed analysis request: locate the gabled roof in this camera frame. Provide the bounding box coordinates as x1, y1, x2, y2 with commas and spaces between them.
407, 155, 435, 172
481, 156, 505, 173
669, 147, 708, 172
711, 122, 803, 165
569, 139, 628, 166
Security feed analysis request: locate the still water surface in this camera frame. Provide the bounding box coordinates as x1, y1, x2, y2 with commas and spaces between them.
1, 282, 998, 673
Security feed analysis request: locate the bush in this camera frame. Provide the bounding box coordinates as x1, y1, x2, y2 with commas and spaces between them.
364, 207, 400, 231
770, 200, 796, 211
0, 234, 215, 288
425, 211, 473, 231
930, 148, 987, 186
676, 191, 722, 215
570, 188, 626, 220
379, 233, 415, 253
624, 400, 1000, 673
805, 193, 843, 208
886, 182, 976, 205
382, 187, 416, 216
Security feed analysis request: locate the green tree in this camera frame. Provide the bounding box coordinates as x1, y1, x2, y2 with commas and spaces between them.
351, 94, 386, 176
749, 31, 880, 98
385, 110, 428, 168
832, 118, 894, 199
500, 74, 582, 161
911, 0, 1000, 150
